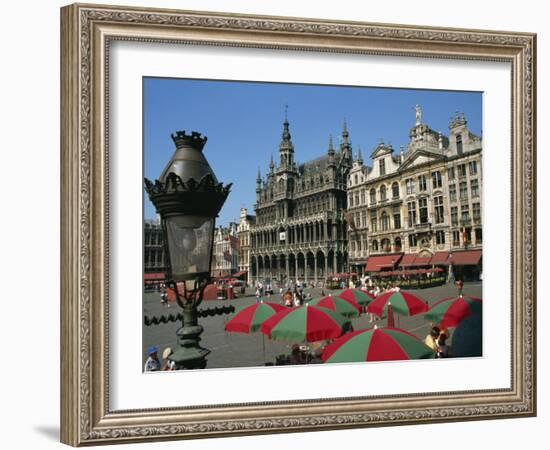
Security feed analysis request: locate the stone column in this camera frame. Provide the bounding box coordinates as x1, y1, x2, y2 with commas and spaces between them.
286, 255, 290, 282
295, 257, 299, 282
314, 255, 318, 283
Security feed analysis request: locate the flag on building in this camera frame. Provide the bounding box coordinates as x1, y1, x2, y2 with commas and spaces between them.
223, 250, 232, 262
226, 235, 240, 251
343, 209, 360, 242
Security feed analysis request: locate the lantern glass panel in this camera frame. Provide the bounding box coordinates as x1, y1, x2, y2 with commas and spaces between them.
165, 215, 214, 279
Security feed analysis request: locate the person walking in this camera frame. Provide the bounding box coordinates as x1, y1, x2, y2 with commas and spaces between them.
160, 289, 169, 307
455, 279, 464, 296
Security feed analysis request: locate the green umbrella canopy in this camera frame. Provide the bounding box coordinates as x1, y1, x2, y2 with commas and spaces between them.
337, 288, 375, 306
260, 305, 351, 342
367, 290, 428, 317
323, 326, 435, 363
425, 295, 482, 329
225, 302, 285, 334
308, 295, 362, 318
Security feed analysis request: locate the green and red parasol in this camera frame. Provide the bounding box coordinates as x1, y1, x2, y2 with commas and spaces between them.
338, 288, 375, 306
308, 295, 362, 318
260, 304, 351, 342
322, 326, 435, 363
225, 301, 286, 334
367, 290, 428, 317
425, 295, 482, 329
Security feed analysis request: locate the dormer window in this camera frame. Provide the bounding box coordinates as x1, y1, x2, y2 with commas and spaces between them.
456, 134, 463, 155
379, 158, 386, 176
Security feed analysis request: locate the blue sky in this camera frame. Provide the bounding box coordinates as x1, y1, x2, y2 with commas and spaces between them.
144, 78, 482, 226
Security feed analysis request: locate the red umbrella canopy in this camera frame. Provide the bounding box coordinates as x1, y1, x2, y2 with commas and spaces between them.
367, 290, 428, 317
308, 295, 362, 318
322, 327, 435, 363
225, 302, 285, 334
425, 295, 482, 329
260, 304, 351, 342
338, 288, 375, 306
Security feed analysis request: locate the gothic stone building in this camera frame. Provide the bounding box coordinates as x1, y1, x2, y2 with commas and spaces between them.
250, 117, 352, 284
347, 107, 483, 279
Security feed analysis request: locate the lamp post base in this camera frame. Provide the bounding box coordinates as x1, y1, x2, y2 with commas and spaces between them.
171, 305, 210, 370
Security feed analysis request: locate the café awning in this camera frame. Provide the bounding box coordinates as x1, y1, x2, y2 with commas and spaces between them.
450, 250, 482, 265
431, 251, 450, 265
399, 254, 417, 267
143, 273, 165, 280
412, 255, 432, 266
365, 254, 402, 272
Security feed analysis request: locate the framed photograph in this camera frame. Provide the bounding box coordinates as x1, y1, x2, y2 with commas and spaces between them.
60, 3, 536, 446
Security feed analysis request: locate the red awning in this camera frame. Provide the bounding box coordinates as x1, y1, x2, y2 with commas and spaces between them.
144, 273, 165, 280
412, 256, 432, 266
399, 254, 417, 267
431, 251, 450, 265
232, 271, 247, 278
365, 254, 402, 272
450, 250, 482, 265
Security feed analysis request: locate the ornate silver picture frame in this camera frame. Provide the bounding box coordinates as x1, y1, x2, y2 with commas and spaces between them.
60, 3, 536, 446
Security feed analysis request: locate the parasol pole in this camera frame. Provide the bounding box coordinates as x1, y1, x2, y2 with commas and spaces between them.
262, 334, 266, 364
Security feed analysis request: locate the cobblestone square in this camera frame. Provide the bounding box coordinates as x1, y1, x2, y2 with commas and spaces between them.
143, 281, 481, 369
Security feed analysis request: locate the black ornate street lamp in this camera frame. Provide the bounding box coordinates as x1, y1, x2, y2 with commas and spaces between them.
144, 131, 231, 369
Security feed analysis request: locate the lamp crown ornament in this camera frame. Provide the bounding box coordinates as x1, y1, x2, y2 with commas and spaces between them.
145, 130, 231, 218
171, 130, 208, 150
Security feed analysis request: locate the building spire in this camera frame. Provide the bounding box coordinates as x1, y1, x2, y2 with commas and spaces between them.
340, 119, 352, 164
328, 134, 335, 155
342, 118, 349, 144
415, 104, 422, 126
356, 145, 363, 164
269, 153, 275, 173
279, 107, 294, 168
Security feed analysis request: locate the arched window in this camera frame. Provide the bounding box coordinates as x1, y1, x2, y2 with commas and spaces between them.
381, 212, 389, 231
380, 185, 387, 201
381, 238, 391, 252
371, 240, 379, 252
392, 182, 400, 198
395, 237, 402, 251
370, 188, 376, 204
